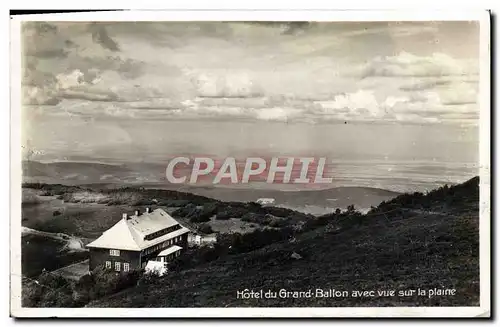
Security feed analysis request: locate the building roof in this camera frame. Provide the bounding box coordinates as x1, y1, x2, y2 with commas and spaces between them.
86, 208, 190, 251
127, 209, 178, 235
157, 245, 183, 257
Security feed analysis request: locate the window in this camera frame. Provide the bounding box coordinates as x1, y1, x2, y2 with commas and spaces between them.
115, 262, 121, 272
123, 263, 130, 272
110, 249, 120, 256
105, 261, 111, 269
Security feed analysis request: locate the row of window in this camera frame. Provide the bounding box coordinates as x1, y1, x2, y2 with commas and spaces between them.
107, 234, 184, 258
105, 261, 130, 272
143, 236, 183, 255
151, 250, 181, 262
144, 224, 182, 241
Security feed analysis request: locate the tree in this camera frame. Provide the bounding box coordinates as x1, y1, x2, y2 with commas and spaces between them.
198, 223, 214, 234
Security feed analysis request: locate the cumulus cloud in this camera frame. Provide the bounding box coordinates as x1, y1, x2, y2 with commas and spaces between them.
189, 70, 264, 98
21, 22, 151, 106
314, 90, 382, 117
23, 69, 109, 105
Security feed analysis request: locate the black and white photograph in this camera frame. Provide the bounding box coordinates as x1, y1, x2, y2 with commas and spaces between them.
9, 10, 491, 318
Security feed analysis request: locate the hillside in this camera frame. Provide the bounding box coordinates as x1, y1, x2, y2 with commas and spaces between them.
22, 160, 399, 213
179, 185, 400, 213
88, 176, 480, 308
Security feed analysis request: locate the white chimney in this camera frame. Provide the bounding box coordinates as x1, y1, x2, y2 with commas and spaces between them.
146, 207, 151, 214
122, 213, 128, 220
134, 209, 140, 216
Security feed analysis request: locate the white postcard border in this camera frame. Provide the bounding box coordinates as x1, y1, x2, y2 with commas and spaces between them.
9, 9, 491, 318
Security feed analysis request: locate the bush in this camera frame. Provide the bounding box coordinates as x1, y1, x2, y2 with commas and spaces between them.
241, 212, 271, 225
87, 267, 142, 300
175, 203, 218, 223
268, 218, 289, 228
215, 206, 248, 220
260, 206, 296, 218
23, 267, 143, 308
132, 199, 156, 206
52, 210, 62, 216
189, 211, 212, 223
198, 223, 214, 234
22, 272, 75, 308
137, 269, 162, 286
172, 204, 197, 218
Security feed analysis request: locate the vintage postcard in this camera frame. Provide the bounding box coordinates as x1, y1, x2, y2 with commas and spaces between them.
10, 10, 491, 318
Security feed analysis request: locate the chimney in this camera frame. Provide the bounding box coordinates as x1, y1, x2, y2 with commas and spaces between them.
145, 207, 151, 214
122, 213, 128, 220
134, 209, 140, 216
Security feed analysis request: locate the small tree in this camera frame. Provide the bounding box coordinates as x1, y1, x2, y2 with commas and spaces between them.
198, 223, 214, 234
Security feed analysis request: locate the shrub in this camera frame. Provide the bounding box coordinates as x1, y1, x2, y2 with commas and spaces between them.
137, 269, 162, 286
132, 199, 156, 206
189, 211, 212, 223
268, 218, 288, 228
198, 223, 214, 234
85, 267, 142, 301
172, 204, 197, 218
215, 205, 248, 220
241, 212, 271, 225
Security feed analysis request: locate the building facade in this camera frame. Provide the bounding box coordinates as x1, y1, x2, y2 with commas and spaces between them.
86, 208, 190, 272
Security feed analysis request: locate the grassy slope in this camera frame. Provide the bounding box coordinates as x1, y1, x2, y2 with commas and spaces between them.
90, 177, 480, 307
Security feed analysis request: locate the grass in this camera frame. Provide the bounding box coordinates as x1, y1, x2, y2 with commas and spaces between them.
87, 177, 480, 308
22, 234, 89, 278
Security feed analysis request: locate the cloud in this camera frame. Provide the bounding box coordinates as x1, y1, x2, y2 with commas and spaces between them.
60, 89, 119, 102
69, 56, 147, 80
20, 22, 479, 126
22, 22, 70, 59
361, 52, 478, 78
254, 107, 303, 121
23, 69, 108, 105
21, 22, 153, 106
313, 90, 382, 117
189, 70, 264, 98
399, 76, 478, 91
22, 86, 60, 106
89, 23, 120, 52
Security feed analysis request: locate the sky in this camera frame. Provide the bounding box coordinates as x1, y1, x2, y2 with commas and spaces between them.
21, 21, 480, 170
